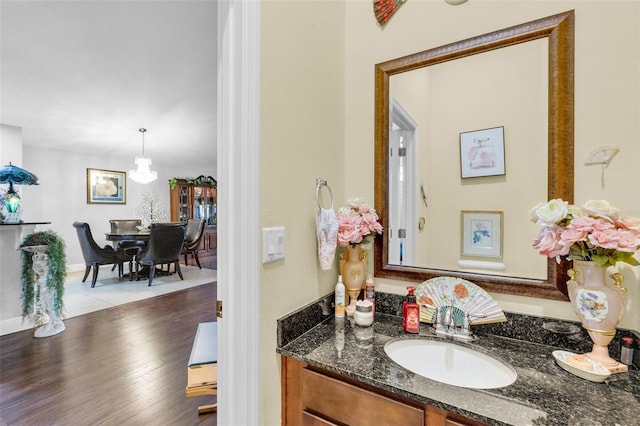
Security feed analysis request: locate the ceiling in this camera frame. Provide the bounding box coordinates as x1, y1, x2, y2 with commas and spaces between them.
0, 0, 217, 169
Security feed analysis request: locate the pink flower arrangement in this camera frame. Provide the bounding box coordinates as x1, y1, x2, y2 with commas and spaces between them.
337, 198, 383, 247
530, 199, 640, 267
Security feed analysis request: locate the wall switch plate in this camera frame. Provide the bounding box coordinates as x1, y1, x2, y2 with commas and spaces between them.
263, 226, 285, 263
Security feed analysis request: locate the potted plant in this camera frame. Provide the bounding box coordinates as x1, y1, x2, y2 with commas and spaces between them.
20, 230, 67, 335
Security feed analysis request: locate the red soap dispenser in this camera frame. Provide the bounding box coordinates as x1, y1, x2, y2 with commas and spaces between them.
403, 286, 420, 334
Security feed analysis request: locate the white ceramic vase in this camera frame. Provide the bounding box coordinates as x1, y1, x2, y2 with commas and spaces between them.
567, 260, 626, 371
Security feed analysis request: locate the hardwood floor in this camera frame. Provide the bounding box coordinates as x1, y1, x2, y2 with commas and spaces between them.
0, 282, 217, 426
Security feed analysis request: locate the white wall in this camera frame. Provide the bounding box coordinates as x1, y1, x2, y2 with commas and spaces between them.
0, 124, 23, 166
22, 144, 215, 267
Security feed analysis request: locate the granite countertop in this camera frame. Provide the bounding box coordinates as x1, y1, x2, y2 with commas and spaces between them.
277, 309, 639, 426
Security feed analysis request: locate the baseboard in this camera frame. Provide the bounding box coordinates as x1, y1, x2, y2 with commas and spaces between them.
1, 316, 35, 336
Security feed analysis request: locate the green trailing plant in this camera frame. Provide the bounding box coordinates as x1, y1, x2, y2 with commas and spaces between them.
20, 230, 67, 319
169, 175, 217, 190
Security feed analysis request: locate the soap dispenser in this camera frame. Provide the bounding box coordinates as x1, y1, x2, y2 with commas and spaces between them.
403, 286, 420, 334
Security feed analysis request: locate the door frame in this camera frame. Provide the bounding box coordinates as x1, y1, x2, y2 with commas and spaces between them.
217, 1, 261, 424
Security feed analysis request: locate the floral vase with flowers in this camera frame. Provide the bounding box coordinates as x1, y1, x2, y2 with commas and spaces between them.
531, 199, 640, 371
337, 198, 383, 316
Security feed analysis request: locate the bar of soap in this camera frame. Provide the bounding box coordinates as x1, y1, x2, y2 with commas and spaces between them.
566, 354, 593, 371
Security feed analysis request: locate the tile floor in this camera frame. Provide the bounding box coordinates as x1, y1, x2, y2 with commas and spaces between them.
1, 265, 217, 336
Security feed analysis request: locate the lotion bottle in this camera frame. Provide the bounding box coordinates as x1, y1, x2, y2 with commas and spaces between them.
364, 274, 375, 313
403, 286, 420, 334
335, 275, 345, 318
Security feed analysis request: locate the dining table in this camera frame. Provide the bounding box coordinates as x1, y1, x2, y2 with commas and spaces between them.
104, 230, 151, 244
104, 230, 161, 280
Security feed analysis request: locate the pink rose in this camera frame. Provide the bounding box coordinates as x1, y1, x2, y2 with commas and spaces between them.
337, 198, 383, 245
337, 223, 361, 246
615, 216, 640, 232
616, 229, 640, 252
588, 229, 620, 250
360, 212, 378, 229
591, 218, 615, 231
568, 216, 596, 232
534, 227, 570, 259
560, 228, 588, 246
358, 203, 371, 214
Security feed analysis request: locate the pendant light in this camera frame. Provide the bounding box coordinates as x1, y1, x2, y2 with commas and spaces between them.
128, 128, 158, 184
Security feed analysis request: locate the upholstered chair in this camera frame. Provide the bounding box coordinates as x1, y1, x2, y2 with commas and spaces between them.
108, 219, 146, 272
73, 221, 133, 287
136, 222, 186, 286
182, 219, 206, 268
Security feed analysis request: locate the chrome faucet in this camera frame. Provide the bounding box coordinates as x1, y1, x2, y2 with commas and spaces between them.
428, 305, 477, 341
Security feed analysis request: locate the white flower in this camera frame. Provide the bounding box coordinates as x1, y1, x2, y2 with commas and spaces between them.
582, 200, 619, 222
534, 199, 569, 226
529, 202, 545, 223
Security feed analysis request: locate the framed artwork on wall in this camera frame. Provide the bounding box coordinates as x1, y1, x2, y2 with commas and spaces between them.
459, 126, 506, 178
87, 168, 126, 204
461, 210, 503, 258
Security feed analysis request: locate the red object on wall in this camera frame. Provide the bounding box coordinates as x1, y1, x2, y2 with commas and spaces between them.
373, 0, 407, 26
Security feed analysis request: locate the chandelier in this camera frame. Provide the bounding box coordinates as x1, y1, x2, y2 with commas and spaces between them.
128, 128, 158, 184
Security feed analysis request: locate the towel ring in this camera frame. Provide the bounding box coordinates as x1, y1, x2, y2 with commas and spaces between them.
315, 177, 333, 210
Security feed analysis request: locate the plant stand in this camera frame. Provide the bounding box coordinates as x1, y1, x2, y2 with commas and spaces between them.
20, 245, 65, 337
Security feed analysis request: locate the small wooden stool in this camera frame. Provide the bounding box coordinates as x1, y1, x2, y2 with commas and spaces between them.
186, 322, 217, 414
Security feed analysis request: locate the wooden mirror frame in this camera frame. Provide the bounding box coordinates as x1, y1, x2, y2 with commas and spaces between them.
374, 11, 574, 300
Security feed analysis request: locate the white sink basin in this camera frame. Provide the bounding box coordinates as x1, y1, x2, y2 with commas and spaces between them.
384, 339, 517, 389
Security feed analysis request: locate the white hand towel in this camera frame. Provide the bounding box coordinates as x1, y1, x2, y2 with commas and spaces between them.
317, 207, 338, 270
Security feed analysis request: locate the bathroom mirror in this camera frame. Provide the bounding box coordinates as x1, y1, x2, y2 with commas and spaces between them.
374, 11, 574, 300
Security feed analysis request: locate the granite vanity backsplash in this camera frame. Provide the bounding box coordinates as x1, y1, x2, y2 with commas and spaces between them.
277, 291, 639, 370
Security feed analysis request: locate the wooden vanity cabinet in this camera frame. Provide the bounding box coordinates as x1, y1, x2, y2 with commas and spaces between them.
281, 357, 486, 426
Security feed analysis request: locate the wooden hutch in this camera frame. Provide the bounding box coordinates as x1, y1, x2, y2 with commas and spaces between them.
169, 176, 217, 268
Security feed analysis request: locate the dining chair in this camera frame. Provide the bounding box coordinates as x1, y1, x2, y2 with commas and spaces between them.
182, 219, 206, 268
136, 222, 186, 286
109, 219, 145, 249
73, 221, 133, 287
109, 219, 146, 272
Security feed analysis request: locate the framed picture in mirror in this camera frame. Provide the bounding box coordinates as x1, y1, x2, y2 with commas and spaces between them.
459, 126, 505, 178
461, 210, 503, 258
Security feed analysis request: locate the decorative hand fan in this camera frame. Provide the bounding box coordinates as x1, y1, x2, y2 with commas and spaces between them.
373, 0, 407, 26
584, 145, 619, 165
415, 276, 506, 325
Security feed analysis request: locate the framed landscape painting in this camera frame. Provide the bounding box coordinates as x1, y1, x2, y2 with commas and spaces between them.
87, 168, 126, 204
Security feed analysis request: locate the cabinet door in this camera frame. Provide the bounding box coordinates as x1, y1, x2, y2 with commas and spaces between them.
302, 412, 338, 426
169, 184, 191, 222
301, 368, 424, 426
282, 357, 487, 426
193, 186, 217, 225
